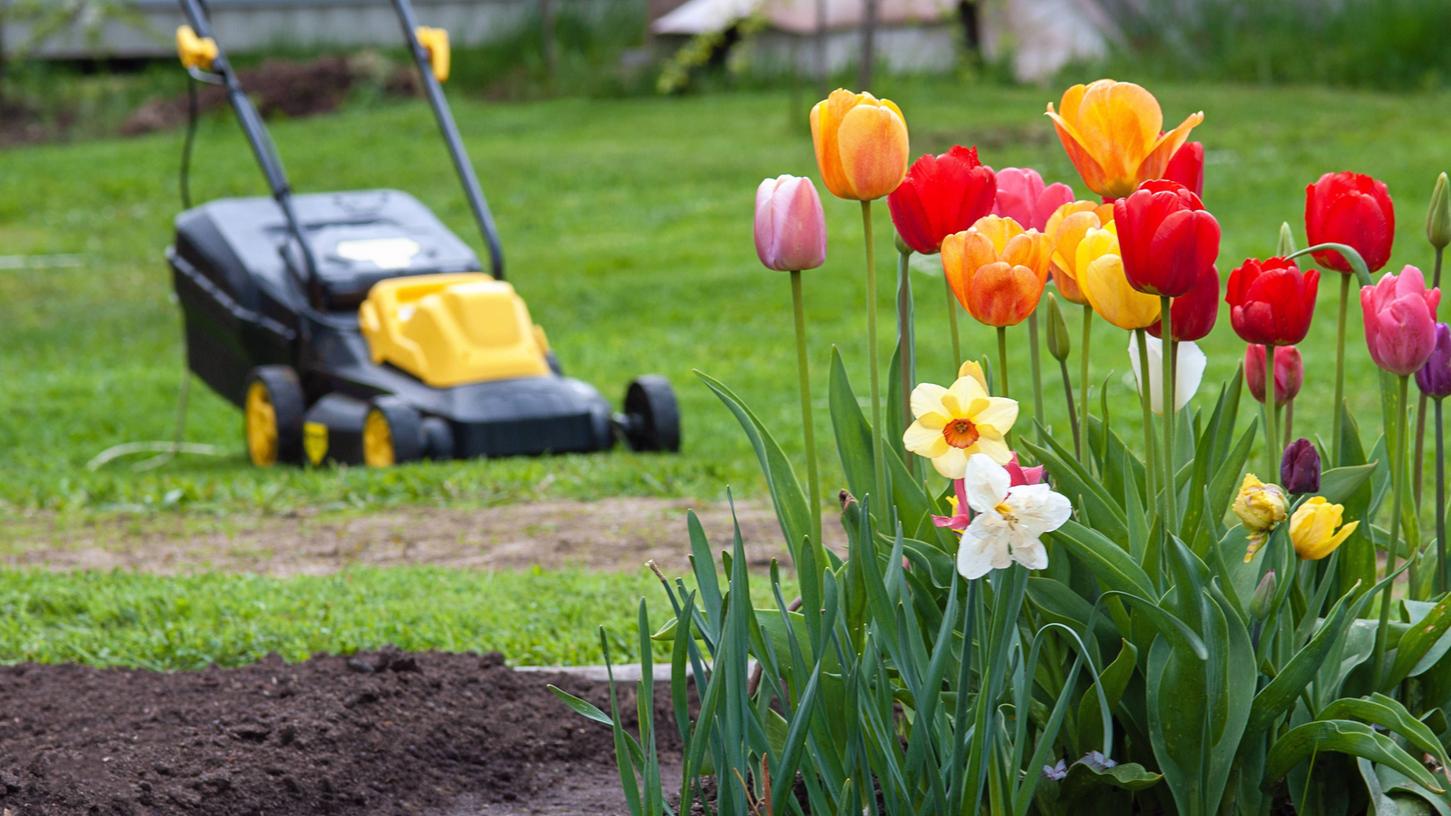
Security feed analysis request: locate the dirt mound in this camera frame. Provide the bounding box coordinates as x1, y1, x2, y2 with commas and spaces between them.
0, 649, 674, 815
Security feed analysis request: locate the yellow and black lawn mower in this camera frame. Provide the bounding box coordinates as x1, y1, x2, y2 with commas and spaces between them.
168, 0, 679, 468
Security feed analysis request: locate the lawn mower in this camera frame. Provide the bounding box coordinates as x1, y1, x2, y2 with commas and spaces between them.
167, 0, 679, 468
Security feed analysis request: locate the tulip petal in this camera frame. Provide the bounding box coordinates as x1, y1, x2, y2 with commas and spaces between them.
837, 104, 909, 201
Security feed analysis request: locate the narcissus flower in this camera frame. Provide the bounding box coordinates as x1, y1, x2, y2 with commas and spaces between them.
1045, 79, 1203, 200
955, 453, 1072, 579
903, 374, 1019, 477
1226, 257, 1319, 346
1148, 263, 1220, 342
1361, 264, 1441, 376
1127, 335, 1206, 414
1290, 497, 1359, 560
1075, 223, 1161, 330
1281, 438, 1321, 495
991, 167, 1075, 231
1305, 171, 1394, 274
1044, 200, 1114, 305
1114, 179, 1220, 298
810, 88, 910, 201
1233, 474, 1289, 561
887, 145, 997, 255
942, 215, 1051, 327
1416, 323, 1451, 398
1245, 344, 1304, 406
1164, 140, 1205, 198
753, 175, 827, 272
933, 453, 1045, 531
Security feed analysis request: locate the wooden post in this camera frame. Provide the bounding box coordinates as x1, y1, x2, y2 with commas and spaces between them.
857, 0, 877, 89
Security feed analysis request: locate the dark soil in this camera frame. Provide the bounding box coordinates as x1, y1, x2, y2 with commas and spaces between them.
0, 649, 679, 815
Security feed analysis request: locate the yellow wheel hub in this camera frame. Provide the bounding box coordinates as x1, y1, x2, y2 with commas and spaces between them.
244, 380, 279, 467
362, 409, 396, 468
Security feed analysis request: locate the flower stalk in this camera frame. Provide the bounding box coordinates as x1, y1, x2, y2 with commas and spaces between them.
1134, 329, 1159, 510
1080, 304, 1093, 448
789, 269, 822, 548
1333, 272, 1350, 464
896, 245, 916, 446
1028, 312, 1045, 433
945, 279, 962, 364
1373, 374, 1410, 688
1160, 298, 1177, 529
862, 200, 887, 515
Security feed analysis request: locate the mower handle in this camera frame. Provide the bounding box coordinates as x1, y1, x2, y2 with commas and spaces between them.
388, 0, 506, 280
175, 0, 325, 306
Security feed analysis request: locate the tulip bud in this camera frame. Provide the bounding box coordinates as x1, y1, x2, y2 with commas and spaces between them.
754, 175, 827, 272
1277, 222, 1297, 256
1280, 438, 1321, 494
1045, 293, 1071, 362
1415, 323, 1451, 399
895, 232, 913, 256
1250, 570, 1277, 618
1233, 474, 1288, 562
1428, 172, 1451, 251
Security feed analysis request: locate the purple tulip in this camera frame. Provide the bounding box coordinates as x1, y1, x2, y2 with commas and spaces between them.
754, 175, 827, 272
1415, 323, 1451, 398
1280, 437, 1321, 494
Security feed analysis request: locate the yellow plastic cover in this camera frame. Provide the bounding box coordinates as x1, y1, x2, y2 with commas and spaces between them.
359, 273, 551, 388
415, 26, 451, 83
175, 26, 218, 72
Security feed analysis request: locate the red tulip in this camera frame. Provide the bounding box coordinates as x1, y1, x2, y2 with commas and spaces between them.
1113, 179, 1221, 298
1164, 141, 1204, 199
1148, 263, 1219, 342
887, 145, 997, 255
1361, 264, 1441, 376
1304, 171, 1394, 274
991, 167, 1075, 231
1226, 257, 1319, 346
1245, 344, 1304, 406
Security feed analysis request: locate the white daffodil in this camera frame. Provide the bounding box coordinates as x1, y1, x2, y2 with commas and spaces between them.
1127, 334, 1206, 415
957, 453, 1073, 579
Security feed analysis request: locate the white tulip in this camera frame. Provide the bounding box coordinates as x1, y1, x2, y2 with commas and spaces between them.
1127, 335, 1206, 415
956, 454, 1073, 580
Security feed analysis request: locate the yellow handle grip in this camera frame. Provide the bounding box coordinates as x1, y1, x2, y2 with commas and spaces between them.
415, 26, 451, 84
175, 25, 218, 72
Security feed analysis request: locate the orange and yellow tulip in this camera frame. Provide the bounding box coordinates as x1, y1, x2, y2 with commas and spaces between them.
942, 215, 1051, 327
1046, 79, 1203, 200
1044, 200, 1114, 305
1075, 223, 1161, 330
810, 89, 910, 201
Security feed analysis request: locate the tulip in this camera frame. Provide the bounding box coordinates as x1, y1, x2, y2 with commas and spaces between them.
1045, 79, 1204, 200
1233, 473, 1289, 562
754, 175, 827, 272
1281, 438, 1321, 495
942, 216, 1051, 329
810, 88, 910, 202
887, 145, 997, 255
1429, 172, 1451, 252
991, 167, 1075, 231
1249, 571, 1277, 618
1075, 224, 1160, 331
1304, 171, 1395, 274
1244, 344, 1304, 406
1419, 322, 1451, 594
1290, 497, 1359, 560
1417, 323, 1451, 398
1226, 257, 1319, 347
1114, 179, 1221, 298
1147, 263, 1219, 343
1045, 200, 1114, 305
1164, 140, 1205, 199
1362, 264, 1441, 376
1127, 334, 1205, 415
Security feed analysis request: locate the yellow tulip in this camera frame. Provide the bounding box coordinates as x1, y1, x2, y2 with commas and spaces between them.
1046, 79, 1204, 200
810, 88, 910, 201
1044, 200, 1114, 304
1233, 473, 1289, 562
1075, 223, 1160, 330
1290, 497, 1360, 560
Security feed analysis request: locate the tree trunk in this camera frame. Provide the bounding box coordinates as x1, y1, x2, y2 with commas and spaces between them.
857, 0, 877, 90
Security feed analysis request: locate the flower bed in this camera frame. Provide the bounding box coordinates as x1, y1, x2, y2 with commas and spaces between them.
566, 79, 1451, 814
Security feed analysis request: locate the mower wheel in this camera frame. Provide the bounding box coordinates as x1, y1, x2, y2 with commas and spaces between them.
244, 366, 305, 467
362, 396, 424, 467
622, 375, 681, 453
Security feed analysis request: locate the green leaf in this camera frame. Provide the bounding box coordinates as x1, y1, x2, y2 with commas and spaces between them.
1246, 586, 1359, 735
1020, 436, 1128, 543
1061, 758, 1163, 798
1075, 639, 1138, 755
828, 348, 875, 504
1318, 693, 1451, 772
1048, 520, 1155, 598
1318, 463, 1378, 505
1267, 719, 1445, 794
548, 684, 615, 728
1389, 596, 1451, 685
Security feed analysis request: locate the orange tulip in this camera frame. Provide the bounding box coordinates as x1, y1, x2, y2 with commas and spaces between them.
942, 215, 1051, 327
1044, 200, 1114, 304
1046, 80, 1203, 200
810, 89, 910, 201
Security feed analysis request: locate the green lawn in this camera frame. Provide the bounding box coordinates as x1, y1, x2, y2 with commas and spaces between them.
5, 79, 1449, 521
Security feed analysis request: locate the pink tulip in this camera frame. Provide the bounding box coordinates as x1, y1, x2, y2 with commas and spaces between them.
754, 175, 827, 271
1361, 264, 1442, 376
991, 167, 1075, 231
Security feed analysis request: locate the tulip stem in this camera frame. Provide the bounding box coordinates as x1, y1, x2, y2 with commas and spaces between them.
945, 277, 962, 367
1373, 374, 1410, 688
1283, 400, 1294, 449
1028, 312, 1045, 435
1413, 247, 1446, 518
1160, 298, 1178, 531
1333, 272, 1351, 465
1060, 356, 1080, 459
1436, 396, 1446, 596
996, 326, 1011, 398
1265, 345, 1280, 482
861, 201, 887, 518
1134, 329, 1159, 514
896, 247, 917, 444
790, 269, 822, 552
1080, 304, 1093, 454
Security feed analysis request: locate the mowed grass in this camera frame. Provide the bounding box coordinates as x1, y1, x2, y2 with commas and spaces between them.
3, 78, 1450, 521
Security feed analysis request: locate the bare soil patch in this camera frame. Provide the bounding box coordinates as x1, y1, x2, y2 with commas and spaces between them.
0, 649, 674, 815
5, 498, 842, 576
